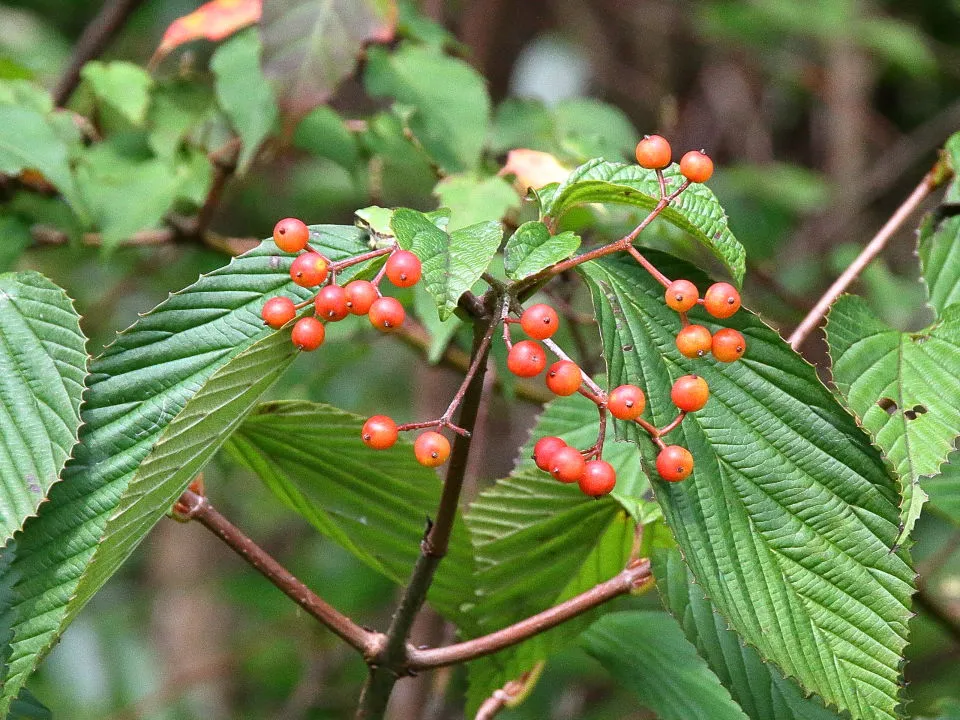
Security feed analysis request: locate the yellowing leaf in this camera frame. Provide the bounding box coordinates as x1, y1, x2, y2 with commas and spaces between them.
152, 0, 262, 65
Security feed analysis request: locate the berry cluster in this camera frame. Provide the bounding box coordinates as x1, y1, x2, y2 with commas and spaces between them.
261, 218, 420, 351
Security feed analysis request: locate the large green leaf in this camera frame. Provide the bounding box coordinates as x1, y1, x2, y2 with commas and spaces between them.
503, 221, 581, 281
211, 29, 276, 173
72, 329, 298, 615
581, 254, 914, 720
432, 174, 519, 232
391, 208, 502, 320
463, 392, 649, 714
540, 159, 746, 285
927, 451, 960, 526
827, 296, 960, 542
365, 43, 490, 173
653, 547, 842, 720
918, 214, 960, 317
0, 226, 370, 712
581, 610, 750, 720
223, 401, 475, 624
0, 272, 86, 544
261, 0, 397, 119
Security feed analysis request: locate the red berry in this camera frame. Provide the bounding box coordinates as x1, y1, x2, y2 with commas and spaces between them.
261, 296, 296, 329
414, 431, 451, 468
507, 340, 547, 377
712, 328, 746, 362
635, 135, 672, 170
519, 304, 559, 340
679, 150, 714, 183
703, 282, 741, 319
368, 297, 405, 332
676, 325, 713, 358
362, 415, 398, 450
290, 252, 329, 287
315, 285, 349, 322
291, 317, 325, 351
385, 250, 422, 288
546, 360, 582, 396
533, 436, 566, 472
579, 460, 617, 496
607, 384, 646, 421
664, 279, 699, 313
344, 280, 379, 315
273, 218, 310, 253
656, 445, 694, 482
671, 374, 709, 412
549, 445, 586, 483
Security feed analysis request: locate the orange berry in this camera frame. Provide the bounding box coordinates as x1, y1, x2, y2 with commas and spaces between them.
261, 296, 296, 328
665, 279, 699, 313
549, 446, 586, 483
712, 328, 746, 362
315, 285, 349, 321
414, 431, 451, 467
671, 375, 709, 412
344, 280, 379, 315
635, 135, 672, 170
385, 250, 422, 288
533, 436, 566, 472
362, 415, 398, 450
676, 325, 713, 358
579, 460, 617, 496
679, 150, 714, 183
290, 252, 329, 287
546, 360, 582, 396
656, 445, 694, 482
519, 304, 559, 340
291, 317, 325, 351
607, 384, 646, 420
507, 340, 547, 377
273, 218, 309, 253
368, 297, 405, 332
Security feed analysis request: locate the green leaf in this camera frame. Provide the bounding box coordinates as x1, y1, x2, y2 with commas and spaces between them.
0, 226, 371, 712
827, 296, 960, 542
0, 272, 86, 544
581, 254, 914, 720
0, 215, 33, 272
552, 98, 637, 161
927, 451, 960, 526
432, 174, 519, 232
261, 0, 397, 119
79, 61, 152, 126
212, 28, 276, 173
72, 329, 299, 617
7, 687, 50, 720
581, 610, 750, 720
541, 159, 746, 285
918, 214, 960, 317
391, 208, 501, 320
147, 80, 214, 162
503, 221, 580, 280
293, 106, 359, 171
223, 401, 475, 623
0, 104, 81, 212
75, 143, 179, 250
365, 43, 490, 173
653, 547, 843, 720
463, 392, 649, 714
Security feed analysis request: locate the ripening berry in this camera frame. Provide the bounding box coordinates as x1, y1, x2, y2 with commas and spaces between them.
291, 317, 325, 351
385, 250, 422, 288
519, 304, 559, 340
579, 460, 617, 496
679, 150, 714, 183
665, 279, 699, 313
635, 135, 672, 170
676, 324, 713, 358
607, 384, 646, 420
712, 328, 746, 362
315, 285, 349, 321
507, 340, 547, 377
546, 360, 582, 396
261, 296, 296, 329
290, 252, 329, 287
671, 374, 710, 412
656, 445, 694, 482
368, 296, 405, 332
549, 445, 586, 483
273, 218, 310, 253
414, 431, 451, 468
362, 415, 398, 450
533, 436, 567, 472
703, 282, 741, 319
344, 280, 379, 315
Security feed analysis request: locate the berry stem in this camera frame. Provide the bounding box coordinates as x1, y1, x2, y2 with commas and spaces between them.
174, 488, 382, 660
396, 420, 471, 438
635, 418, 667, 451
625, 245, 671, 288
658, 412, 687, 438
581, 405, 607, 460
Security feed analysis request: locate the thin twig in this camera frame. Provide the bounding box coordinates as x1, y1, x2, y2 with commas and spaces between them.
174, 489, 383, 660
787, 170, 940, 350
53, 0, 148, 107
474, 671, 536, 720
407, 559, 653, 669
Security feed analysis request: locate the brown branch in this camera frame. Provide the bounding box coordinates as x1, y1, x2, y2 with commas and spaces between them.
474, 670, 537, 720
53, 0, 148, 107
356, 304, 500, 718
174, 489, 383, 660
787, 168, 941, 351
408, 558, 653, 670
